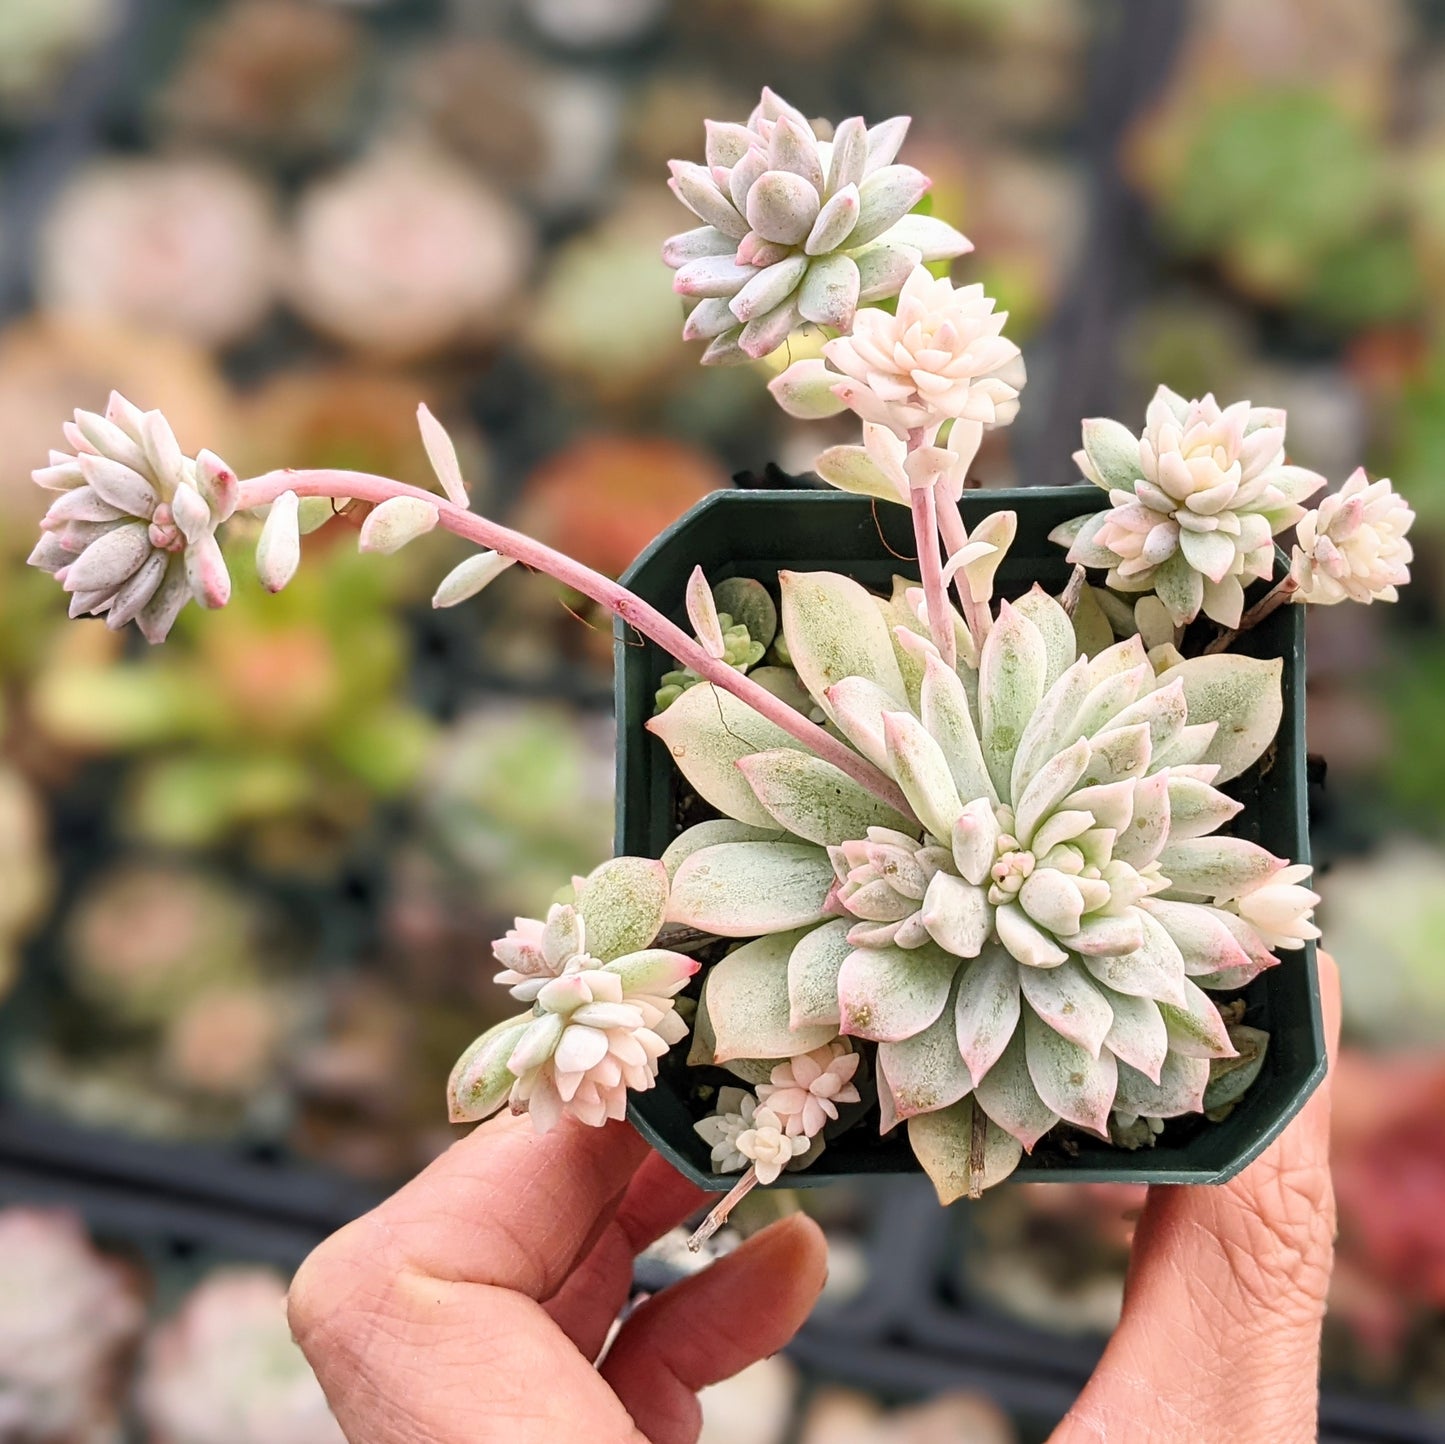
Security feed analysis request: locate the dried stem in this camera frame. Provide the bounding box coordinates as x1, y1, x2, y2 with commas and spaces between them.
1203, 574, 1298, 655
237, 469, 911, 814
687, 1167, 760, 1251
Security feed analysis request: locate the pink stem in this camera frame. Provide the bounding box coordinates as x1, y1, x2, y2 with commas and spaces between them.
910, 483, 955, 669
238, 469, 911, 815
1203, 574, 1299, 655
935, 499, 991, 651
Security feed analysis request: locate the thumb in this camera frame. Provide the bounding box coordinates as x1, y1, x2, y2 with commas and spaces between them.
1057, 950, 1342, 1444
601, 1213, 827, 1444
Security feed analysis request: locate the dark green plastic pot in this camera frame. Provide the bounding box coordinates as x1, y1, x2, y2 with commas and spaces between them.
615, 487, 1326, 1191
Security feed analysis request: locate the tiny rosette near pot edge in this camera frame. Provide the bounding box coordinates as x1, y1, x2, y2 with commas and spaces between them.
647, 563, 1318, 1200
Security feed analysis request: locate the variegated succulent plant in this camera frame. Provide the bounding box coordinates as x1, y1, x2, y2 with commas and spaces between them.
16, 83, 1412, 1212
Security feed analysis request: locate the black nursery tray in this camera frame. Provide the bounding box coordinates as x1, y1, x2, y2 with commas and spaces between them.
614, 488, 1326, 1191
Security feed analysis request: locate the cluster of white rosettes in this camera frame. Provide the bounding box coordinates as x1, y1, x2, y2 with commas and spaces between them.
664, 87, 971, 364
1290, 467, 1415, 606
1053, 386, 1326, 628
28, 392, 240, 641
695, 1041, 860, 1183
450, 859, 699, 1135
695, 1087, 809, 1184
770, 266, 1025, 441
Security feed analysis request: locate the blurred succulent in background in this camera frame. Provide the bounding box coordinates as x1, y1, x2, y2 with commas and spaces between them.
0, 763, 52, 1001
288, 144, 534, 359
797, 1385, 1016, 1444
154, 0, 363, 158
0, 0, 120, 114
526, 192, 695, 403
519, 0, 666, 49
32, 537, 433, 866
137, 1269, 345, 1444
665, 87, 972, 362
420, 702, 614, 920
1052, 386, 1325, 626
0, 1208, 144, 1444
1326, 842, 1445, 1049
37, 160, 283, 349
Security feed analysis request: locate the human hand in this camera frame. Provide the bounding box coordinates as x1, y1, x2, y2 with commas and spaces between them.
1054, 951, 1342, 1444
287, 1109, 827, 1444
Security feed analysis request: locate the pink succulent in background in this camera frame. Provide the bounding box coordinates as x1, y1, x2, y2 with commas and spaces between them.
36, 158, 282, 349
137, 1268, 345, 1444
1052, 386, 1326, 627
0, 1208, 144, 1444
665, 87, 972, 363
1290, 468, 1414, 605
27, 392, 239, 640
288, 144, 534, 359
770, 266, 1025, 437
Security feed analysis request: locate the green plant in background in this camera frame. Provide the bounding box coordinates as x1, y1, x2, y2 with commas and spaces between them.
0, 755, 52, 1003
1141, 88, 1419, 327
29, 532, 434, 866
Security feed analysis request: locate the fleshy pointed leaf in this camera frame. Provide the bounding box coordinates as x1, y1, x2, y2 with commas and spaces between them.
1018, 957, 1114, 1057
779, 570, 907, 725
1023, 1006, 1118, 1135
1080, 909, 1187, 1005
908, 1096, 1023, 1203
432, 551, 516, 608
701, 928, 839, 1063
1114, 1051, 1209, 1119
417, 404, 469, 507
877, 976, 974, 1123
788, 918, 851, 1029
882, 710, 962, 840
920, 871, 989, 958
1156, 655, 1284, 783
576, 857, 669, 962
255, 491, 301, 594
1080, 417, 1143, 489
980, 601, 1048, 797
448, 1016, 530, 1123
1099, 987, 1168, 1084
647, 682, 810, 827
667, 841, 835, 937
661, 819, 789, 879
972, 1029, 1059, 1150
953, 943, 1021, 1081
359, 496, 440, 554
1158, 838, 1281, 901
1010, 585, 1077, 689
1143, 899, 1254, 978
920, 652, 996, 806
837, 942, 959, 1043
1158, 979, 1238, 1060
686, 565, 726, 658
738, 748, 913, 846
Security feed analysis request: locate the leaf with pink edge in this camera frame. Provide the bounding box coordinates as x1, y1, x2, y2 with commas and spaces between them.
1018, 958, 1114, 1057
1098, 987, 1167, 1084
700, 929, 839, 1064
837, 942, 960, 1043
877, 978, 974, 1123
1080, 909, 1187, 1005
980, 602, 1048, 797
448, 1016, 530, 1123
1023, 1007, 1118, 1136
647, 681, 810, 828
1158, 979, 1238, 1059
1158, 838, 1281, 901
953, 943, 1021, 1082
1143, 899, 1254, 978
972, 1030, 1059, 1151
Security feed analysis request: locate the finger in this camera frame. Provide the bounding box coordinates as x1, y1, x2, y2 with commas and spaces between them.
601, 1213, 828, 1444
290, 1113, 648, 1365
546, 1152, 710, 1360
1055, 951, 1342, 1444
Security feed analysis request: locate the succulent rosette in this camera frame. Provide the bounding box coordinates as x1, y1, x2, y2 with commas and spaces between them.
1050, 386, 1326, 628
27, 390, 239, 641
664, 87, 972, 364
1289, 467, 1415, 605
652, 562, 1314, 1197
449, 857, 698, 1132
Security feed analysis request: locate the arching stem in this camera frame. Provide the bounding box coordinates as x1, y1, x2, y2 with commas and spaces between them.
910, 481, 956, 669
237, 468, 911, 814
935, 500, 992, 652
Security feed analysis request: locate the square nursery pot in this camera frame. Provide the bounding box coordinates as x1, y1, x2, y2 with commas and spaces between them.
615, 487, 1326, 1192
